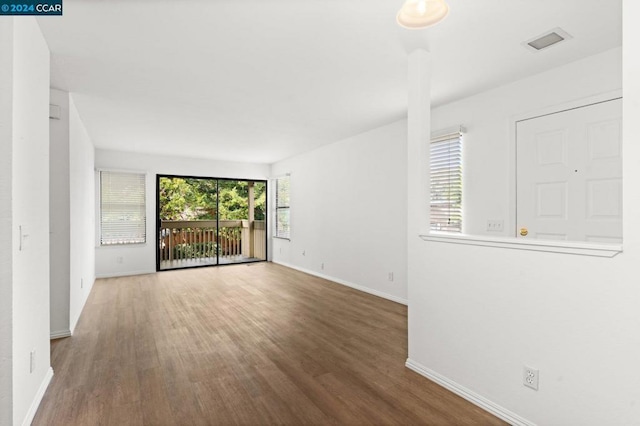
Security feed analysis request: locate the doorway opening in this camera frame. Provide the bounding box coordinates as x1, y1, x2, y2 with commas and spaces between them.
156, 175, 267, 271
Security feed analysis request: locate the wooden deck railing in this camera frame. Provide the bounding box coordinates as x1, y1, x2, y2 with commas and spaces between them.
159, 220, 265, 263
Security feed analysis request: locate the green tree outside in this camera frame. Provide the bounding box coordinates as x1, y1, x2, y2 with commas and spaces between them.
159, 177, 266, 221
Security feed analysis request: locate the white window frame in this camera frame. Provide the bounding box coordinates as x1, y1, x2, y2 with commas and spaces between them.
430, 129, 463, 233
274, 174, 290, 240
99, 170, 147, 246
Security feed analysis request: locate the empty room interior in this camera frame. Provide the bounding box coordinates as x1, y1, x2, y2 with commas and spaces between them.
2, 0, 640, 425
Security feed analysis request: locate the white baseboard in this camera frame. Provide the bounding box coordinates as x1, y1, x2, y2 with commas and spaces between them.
21, 366, 53, 426
50, 329, 71, 340
405, 358, 535, 426
272, 260, 408, 305
96, 269, 156, 279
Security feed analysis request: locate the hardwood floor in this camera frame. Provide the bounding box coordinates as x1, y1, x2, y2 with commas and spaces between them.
33, 263, 506, 426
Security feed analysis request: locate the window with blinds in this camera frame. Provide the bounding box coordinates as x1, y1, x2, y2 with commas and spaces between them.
430, 130, 463, 233
100, 171, 146, 245
275, 175, 290, 239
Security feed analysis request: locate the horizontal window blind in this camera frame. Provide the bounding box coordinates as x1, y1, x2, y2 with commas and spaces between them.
100, 171, 146, 245
275, 175, 290, 239
430, 131, 462, 233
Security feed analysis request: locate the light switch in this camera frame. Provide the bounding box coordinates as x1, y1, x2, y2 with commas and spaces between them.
486, 220, 504, 232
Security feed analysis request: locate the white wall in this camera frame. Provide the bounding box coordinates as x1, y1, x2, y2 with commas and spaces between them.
0, 18, 14, 426
271, 120, 408, 304
10, 17, 52, 426
432, 47, 622, 237
69, 95, 96, 332
49, 90, 96, 337
49, 88, 70, 337
95, 150, 269, 277
407, 41, 639, 426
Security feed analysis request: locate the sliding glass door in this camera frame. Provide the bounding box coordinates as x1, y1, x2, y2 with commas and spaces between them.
156, 175, 267, 271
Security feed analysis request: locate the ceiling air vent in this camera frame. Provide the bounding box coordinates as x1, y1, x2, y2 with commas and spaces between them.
523, 28, 572, 52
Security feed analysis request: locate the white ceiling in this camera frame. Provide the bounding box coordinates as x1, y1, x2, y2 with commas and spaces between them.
37, 0, 622, 164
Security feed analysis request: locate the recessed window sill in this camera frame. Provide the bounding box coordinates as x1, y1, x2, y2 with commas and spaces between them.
419, 233, 622, 258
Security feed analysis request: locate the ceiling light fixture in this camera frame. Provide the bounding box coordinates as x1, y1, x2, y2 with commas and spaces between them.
397, 0, 449, 30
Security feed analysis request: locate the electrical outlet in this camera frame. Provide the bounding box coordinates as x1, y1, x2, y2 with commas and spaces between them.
486, 220, 504, 232
30, 350, 36, 373
321, 263, 324, 270
523, 366, 539, 390
388, 272, 394, 282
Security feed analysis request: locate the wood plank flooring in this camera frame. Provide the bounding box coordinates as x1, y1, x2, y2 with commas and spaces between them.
33, 263, 506, 425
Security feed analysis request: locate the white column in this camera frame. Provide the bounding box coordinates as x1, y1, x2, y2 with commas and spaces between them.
407, 49, 431, 237
623, 0, 640, 251
406, 48, 431, 356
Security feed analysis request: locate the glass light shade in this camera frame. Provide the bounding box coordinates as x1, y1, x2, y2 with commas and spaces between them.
397, 0, 449, 29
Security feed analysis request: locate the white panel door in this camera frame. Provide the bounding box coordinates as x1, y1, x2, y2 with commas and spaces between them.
516, 98, 622, 242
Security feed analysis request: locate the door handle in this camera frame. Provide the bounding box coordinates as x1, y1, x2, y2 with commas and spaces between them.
520, 227, 528, 237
